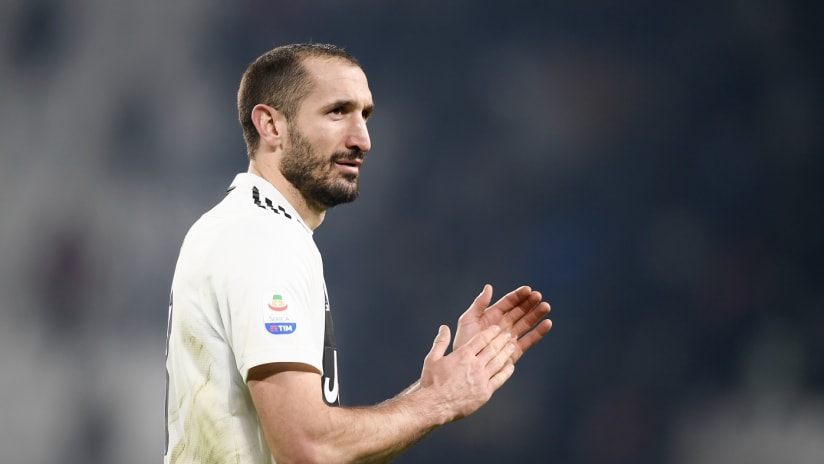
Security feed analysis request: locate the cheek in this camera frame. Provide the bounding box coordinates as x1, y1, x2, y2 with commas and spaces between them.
314, 139, 341, 160
311, 123, 346, 151
298, 120, 346, 157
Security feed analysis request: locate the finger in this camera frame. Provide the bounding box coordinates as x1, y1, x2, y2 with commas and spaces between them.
488, 362, 515, 392
490, 286, 532, 309
487, 286, 533, 318
425, 325, 451, 363
462, 325, 502, 356
458, 284, 493, 322
508, 300, 551, 338
511, 319, 553, 363
475, 330, 512, 365
486, 338, 517, 374
493, 289, 541, 332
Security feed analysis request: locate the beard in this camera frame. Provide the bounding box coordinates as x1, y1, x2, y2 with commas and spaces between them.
280, 124, 364, 210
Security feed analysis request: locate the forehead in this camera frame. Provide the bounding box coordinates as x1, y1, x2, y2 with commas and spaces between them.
300, 57, 372, 107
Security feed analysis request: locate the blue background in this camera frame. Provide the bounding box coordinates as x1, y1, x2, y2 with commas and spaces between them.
0, 1, 821, 462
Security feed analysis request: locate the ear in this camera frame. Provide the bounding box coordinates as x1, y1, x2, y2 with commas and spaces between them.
251, 104, 287, 151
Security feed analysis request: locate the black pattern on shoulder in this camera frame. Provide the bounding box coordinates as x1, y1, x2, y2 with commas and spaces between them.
252, 186, 293, 219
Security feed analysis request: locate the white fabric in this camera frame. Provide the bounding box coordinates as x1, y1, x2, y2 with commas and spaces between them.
164, 173, 329, 463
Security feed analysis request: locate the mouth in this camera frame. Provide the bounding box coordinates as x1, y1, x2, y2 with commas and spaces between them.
334, 158, 363, 175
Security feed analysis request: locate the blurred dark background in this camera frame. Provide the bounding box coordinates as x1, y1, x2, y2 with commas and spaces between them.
1, 1, 822, 463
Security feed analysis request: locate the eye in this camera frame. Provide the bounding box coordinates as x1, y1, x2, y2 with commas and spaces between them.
362, 104, 374, 122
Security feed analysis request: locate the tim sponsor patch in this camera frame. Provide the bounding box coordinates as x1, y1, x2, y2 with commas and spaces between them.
264, 293, 297, 335
265, 322, 296, 334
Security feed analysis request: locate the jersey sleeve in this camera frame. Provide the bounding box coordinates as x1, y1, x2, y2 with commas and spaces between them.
218, 220, 325, 382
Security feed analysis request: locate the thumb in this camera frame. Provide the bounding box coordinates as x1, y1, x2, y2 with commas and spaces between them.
465, 284, 493, 319
425, 325, 451, 363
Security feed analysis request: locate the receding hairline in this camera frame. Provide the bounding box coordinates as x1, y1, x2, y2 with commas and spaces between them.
263, 44, 362, 87
297, 55, 369, 90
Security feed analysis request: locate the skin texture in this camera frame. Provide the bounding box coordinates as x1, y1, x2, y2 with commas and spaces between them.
455, 284, 553, 363
245, 56, 553, 464
248, 56, 373, 230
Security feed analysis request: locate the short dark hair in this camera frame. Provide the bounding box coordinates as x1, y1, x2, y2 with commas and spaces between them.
237, 43, 361, 159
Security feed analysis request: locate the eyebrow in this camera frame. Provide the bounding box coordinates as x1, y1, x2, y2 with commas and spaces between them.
325, 99, 375, 118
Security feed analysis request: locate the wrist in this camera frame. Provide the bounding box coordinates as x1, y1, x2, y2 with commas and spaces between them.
406, 382, 452, 427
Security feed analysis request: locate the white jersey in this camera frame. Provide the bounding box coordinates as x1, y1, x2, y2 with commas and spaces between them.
164, 173, 340, 464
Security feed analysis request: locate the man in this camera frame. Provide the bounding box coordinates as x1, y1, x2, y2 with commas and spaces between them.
165, 43, 552, 463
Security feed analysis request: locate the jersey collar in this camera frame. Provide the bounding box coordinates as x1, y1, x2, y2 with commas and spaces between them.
228, 173, 312, 235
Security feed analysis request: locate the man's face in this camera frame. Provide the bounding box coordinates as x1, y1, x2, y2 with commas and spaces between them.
279, 57, 373, 210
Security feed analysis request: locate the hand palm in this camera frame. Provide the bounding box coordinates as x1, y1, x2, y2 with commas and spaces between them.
453, 284, 552, 362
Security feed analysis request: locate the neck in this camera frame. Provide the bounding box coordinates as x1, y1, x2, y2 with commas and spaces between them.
248, 160, 326, 230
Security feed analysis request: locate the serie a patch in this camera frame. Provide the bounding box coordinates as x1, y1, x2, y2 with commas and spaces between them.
264, 293, 297, 335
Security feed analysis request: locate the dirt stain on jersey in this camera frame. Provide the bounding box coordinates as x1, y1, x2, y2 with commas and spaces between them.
168, 324, 236, 463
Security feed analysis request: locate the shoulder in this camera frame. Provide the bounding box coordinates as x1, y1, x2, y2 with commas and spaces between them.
198, 176, 306, 239
177, 173, 319, 271
221, 174, 306, 230
194, 199, 307, 258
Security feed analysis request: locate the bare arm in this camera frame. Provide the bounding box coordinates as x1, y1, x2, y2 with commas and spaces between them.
248, 325, 514, 464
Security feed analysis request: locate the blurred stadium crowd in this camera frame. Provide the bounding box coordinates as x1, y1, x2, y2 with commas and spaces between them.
0, 0, 821, 463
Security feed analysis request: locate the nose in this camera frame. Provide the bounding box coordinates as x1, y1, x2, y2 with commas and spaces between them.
345, 118, 371, 153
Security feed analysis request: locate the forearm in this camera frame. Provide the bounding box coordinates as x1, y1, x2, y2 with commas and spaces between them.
277, 386, 447, 464
252, 325, 515, 463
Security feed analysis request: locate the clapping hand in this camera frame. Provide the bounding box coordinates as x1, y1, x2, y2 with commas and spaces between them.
453, 285, 552, 363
